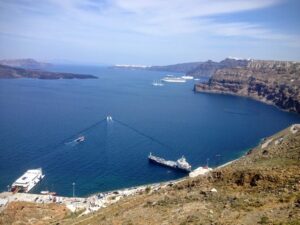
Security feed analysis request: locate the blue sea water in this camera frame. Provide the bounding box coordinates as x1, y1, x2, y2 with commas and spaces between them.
0, 65, 300, 197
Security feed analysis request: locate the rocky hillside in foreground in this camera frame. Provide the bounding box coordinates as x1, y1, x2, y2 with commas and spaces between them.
0, 64, 98, 80
195, 60, 300, 114
56, 124, 299, 225
4, 124, 297, 224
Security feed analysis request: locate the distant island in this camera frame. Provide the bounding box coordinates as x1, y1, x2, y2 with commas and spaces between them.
0, 60, 98, 80
0, 58, 52, 69
114, 58, 251, 78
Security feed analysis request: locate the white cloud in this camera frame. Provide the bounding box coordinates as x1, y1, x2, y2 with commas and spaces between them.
0, 0, 288, 37
1, 0, 300, 62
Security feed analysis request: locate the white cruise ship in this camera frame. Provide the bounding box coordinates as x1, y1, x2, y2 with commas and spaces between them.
11, 168, 45, 193
161, 77, 186, 83
181, 75, 194, 80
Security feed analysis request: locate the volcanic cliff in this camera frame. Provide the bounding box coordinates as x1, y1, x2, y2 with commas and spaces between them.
194, 59, 300, 114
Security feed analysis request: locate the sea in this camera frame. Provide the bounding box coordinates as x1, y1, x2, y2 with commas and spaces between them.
0, 65, 299, 197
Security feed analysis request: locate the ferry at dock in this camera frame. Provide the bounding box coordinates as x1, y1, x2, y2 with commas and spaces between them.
148, 153, 192, 172
11, 168, 45, 193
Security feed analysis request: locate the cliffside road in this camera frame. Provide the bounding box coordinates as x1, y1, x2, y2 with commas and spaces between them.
195, 60, 300, 114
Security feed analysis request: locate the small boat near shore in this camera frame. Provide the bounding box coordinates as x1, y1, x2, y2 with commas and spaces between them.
41, 190, 57, 195
152, 80, 164, 86
148, 153, 192, 172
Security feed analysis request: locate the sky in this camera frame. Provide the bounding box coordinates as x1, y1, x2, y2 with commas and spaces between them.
0, 0, 300, 65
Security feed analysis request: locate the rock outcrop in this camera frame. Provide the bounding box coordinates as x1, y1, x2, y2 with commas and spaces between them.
194, 59, 300, 113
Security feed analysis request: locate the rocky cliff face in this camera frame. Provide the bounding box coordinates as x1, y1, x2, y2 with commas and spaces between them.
194, 60, 300, 114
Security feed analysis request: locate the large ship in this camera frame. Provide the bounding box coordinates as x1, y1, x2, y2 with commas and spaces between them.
161, 76, 186, 83
11, 168, 45, 193
148, 153, 192, 172
181, 75, 194, 80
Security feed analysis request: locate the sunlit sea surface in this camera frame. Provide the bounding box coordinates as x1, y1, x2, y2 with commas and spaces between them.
0, 65, 299, 196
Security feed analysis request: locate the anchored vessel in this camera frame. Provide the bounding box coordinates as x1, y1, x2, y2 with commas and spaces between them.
161, 76, 186, 83
181, 75, 194, 80
148, 153, 192, 172
11, 168, 45, 193
152, 80, 164, 86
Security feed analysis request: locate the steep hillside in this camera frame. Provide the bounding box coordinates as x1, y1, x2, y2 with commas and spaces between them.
59, 124, 300, 225
1, 124, 299, 224
0, 202, 70, 225
195, 60, 300, 113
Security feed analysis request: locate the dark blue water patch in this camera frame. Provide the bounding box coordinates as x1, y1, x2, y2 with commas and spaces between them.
0, 66, 299, 196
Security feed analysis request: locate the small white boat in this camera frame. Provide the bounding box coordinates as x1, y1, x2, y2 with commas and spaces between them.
75, 136, 85, 143
41, 190, 56, 195
107, 116, 113, 122
152, 80, 164, 86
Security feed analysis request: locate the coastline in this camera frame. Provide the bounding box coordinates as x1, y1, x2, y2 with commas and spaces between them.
0, 154, 243, 215
1, 124, 298, 216
194, 87, 300, 115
